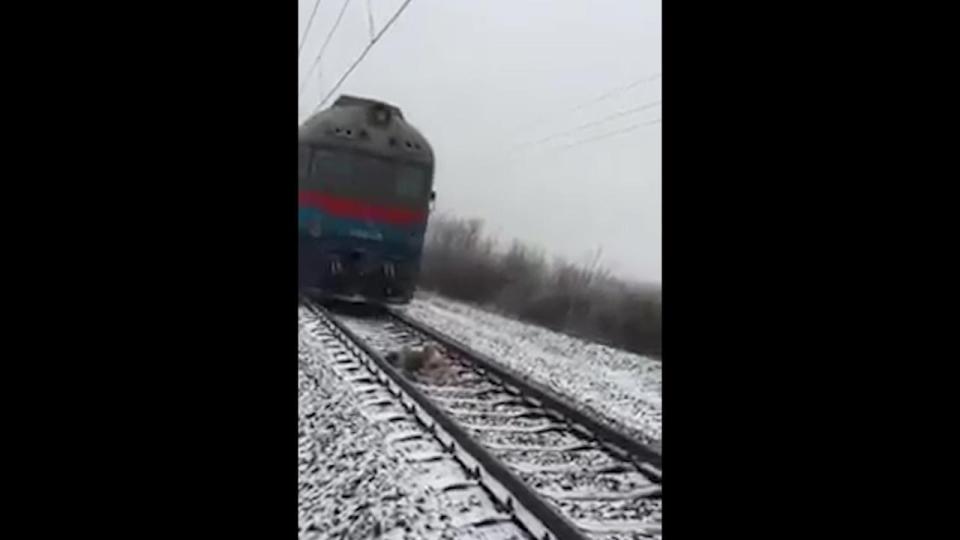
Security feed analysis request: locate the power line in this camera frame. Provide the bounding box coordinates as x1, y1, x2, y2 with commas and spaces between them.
556, 117, 661, 152
514, 73, 661, 132
311, 0, 416, 114
299, 0, 354, 99
495, 116, 660, 167
567, 74, 661, 114
513, 99, 662, 150
297, 0, 324, 58
365, 0, 376, 40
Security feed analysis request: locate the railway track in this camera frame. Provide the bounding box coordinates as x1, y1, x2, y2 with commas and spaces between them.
303, 299, 662, 540
302, 304, 555, 539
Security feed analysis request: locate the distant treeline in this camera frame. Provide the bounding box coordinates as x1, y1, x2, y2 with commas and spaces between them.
418, 214, 662, 358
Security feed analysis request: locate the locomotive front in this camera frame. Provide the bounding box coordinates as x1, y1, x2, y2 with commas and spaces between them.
298, 96, 435, 304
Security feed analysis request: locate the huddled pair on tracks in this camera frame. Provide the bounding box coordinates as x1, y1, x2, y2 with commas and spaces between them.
385, 345, 455, 383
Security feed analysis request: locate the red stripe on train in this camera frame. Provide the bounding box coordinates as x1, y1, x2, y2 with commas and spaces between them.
298, 190, 427, 226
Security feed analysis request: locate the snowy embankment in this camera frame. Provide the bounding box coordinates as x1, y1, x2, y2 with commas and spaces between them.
298, 325, 418, 538
298, 310, 524, 540
399, 294, 662, 448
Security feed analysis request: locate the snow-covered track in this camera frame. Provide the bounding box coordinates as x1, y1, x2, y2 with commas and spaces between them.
302, 299, 582, 540
322, 302, 662, 540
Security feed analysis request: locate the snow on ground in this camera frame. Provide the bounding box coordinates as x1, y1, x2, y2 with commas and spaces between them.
298, 309, 528, 540
399, 294, 662, 448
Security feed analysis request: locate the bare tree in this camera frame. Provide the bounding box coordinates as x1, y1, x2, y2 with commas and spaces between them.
419, 216, 661, 358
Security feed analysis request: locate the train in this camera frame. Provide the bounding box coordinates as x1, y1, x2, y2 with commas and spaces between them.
298, 95, 435, 305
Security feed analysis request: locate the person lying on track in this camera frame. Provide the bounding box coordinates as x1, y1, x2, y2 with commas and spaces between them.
385, 345, 455, 382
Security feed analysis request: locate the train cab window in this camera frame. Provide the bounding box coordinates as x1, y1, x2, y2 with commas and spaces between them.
395, 165, 429, 201
307, 148, 431, 206
309, 149, 354, 190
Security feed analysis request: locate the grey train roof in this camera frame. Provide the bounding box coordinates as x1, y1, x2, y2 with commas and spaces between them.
299, 95, 433, 165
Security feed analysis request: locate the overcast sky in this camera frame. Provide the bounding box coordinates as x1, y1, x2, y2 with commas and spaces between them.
298, 0, 661, 284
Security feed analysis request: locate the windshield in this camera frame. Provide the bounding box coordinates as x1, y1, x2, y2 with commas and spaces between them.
301, 147, 431, 207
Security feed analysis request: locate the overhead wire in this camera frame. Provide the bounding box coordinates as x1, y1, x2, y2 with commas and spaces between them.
512, 99, 662, 151
299, 0, 354, 99
555, 117, 661, 152
513, 73, 661, 132
310, 0, 416, 113
297, 0, 324, 58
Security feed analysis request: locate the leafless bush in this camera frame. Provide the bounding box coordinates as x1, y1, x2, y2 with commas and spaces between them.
418, 214, 661, 358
